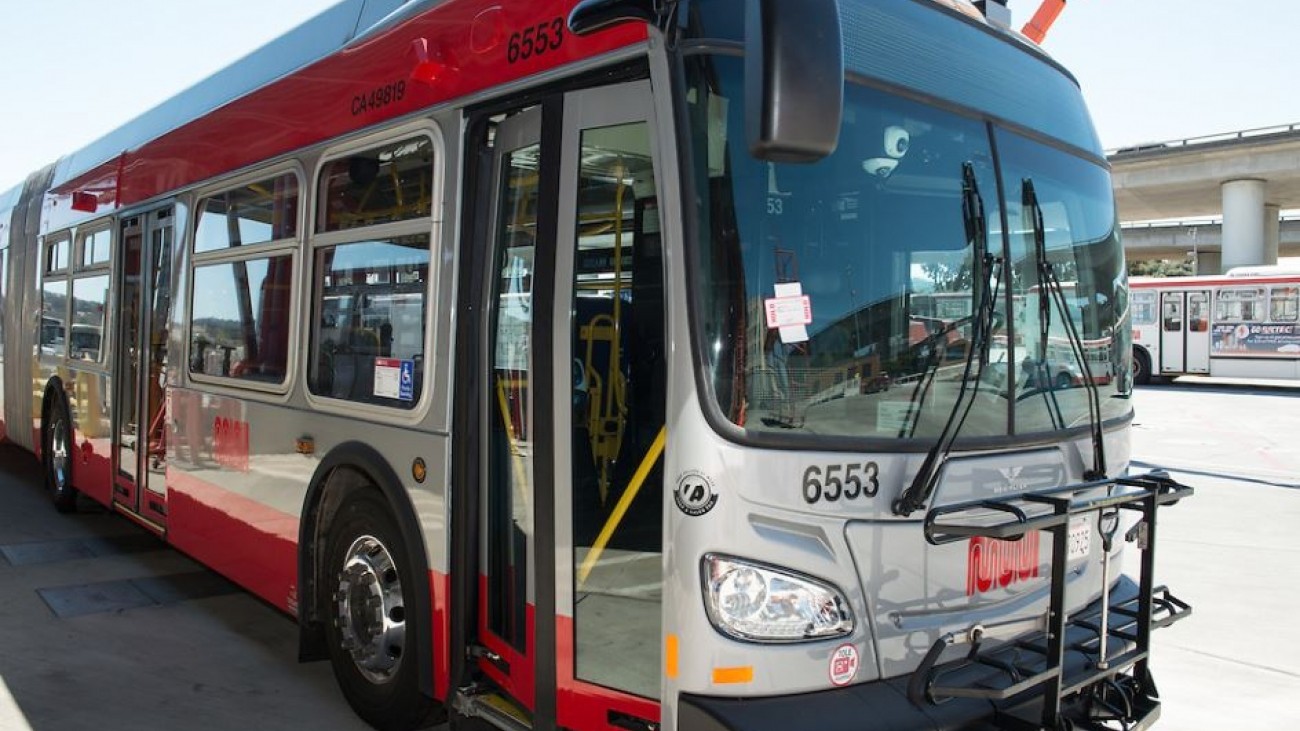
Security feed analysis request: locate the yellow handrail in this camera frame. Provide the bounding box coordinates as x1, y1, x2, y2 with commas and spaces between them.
576, 425, 666, 587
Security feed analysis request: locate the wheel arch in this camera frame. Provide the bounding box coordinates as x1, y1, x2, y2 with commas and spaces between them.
296, 440, 436, 700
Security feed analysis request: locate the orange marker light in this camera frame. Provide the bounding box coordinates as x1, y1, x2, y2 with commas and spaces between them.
711, 666, 754, 685
666, 635, 679, 679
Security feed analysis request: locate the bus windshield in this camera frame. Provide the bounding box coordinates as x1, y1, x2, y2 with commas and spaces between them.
685, 54, 1131, 444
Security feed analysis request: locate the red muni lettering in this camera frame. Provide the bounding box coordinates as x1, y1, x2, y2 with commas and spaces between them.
966, 532, 1040, 596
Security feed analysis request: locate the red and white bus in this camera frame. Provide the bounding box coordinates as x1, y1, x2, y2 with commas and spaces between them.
1131, 267, 1300, 383
0, 2, 1192, 730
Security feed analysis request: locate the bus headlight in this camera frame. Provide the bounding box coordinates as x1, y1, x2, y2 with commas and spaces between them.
701, 554, 853, 643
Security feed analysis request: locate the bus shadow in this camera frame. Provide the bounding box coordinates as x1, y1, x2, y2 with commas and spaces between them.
1131, 459, 1300, 491
1136, 381, 1300, 398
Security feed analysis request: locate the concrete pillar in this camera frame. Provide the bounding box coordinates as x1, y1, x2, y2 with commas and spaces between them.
1220, 179, 1267, 272
1264, 203, 1281, 265
1196, 251, 1222, 275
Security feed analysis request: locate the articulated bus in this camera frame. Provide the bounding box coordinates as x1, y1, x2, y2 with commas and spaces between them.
0, 1, 1191, 729
1131, 268, 1300, 383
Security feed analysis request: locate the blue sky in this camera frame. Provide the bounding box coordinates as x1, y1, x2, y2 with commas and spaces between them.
2, 0, 1298, 191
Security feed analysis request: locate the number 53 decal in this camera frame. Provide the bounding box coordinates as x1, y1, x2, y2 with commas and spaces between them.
802, 463, 880, 504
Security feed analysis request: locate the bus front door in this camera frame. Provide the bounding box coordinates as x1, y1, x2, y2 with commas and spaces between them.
471, 80, 667, 731
112, 207, 173, 528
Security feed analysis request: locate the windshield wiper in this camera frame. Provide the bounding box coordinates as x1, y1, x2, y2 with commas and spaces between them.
1022, 178, 1107, 480
894, 162, 1001, 517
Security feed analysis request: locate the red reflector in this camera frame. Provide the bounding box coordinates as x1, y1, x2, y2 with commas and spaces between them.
409, 38, 449, 86
71, 191, 98, 212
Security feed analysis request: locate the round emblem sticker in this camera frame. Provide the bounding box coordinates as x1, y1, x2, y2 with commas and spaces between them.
674, 470, 719, 517
828, 644, 859, 687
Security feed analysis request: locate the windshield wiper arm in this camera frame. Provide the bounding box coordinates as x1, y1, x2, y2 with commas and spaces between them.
1023, 178, 1107, 480
894, 162, 1001, 517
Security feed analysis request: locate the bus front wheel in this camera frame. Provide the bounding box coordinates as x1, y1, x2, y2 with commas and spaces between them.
42, 389, 78, 513
323, 490, 438, 730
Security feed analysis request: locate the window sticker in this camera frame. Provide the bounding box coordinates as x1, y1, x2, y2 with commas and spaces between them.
374, 358, 416, 401
765, 282, 811, 344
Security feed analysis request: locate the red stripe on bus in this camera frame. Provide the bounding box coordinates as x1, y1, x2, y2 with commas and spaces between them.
73, 435, 113, 506
166, 469, 300, 613
476, 574, 537, 708
556, 614, 661, 731
431, 569, 451, 700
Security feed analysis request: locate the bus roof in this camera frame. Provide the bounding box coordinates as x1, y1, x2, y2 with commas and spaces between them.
41, 0, 644, 225
1130, 274, 1300, 289
49, 0, 413, 194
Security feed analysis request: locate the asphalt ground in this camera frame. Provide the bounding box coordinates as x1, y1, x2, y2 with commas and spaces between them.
0, 378, 1296, 730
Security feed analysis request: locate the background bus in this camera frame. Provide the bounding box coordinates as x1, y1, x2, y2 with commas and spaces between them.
1131, 268, 1300, 383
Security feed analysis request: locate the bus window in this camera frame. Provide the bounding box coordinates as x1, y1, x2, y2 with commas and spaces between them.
189, 170, 302, 388
1270, 286, 1298, 322
46, 237, 69, 273
309, 132, 437, 409
318, 136, 433, 232
1215, 286, 1265, 322
70, 275, 108, 361
190, 256, 294, 383
41, 284, 68, 357
308, 237, 429, 407
1131, 291, 1156, 325
81, 228, 112, 268
194, 172, 299, 253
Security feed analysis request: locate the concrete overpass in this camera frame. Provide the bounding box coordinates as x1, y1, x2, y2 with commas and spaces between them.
1108, 123, 1300, 273
1121, 215, 1300, 273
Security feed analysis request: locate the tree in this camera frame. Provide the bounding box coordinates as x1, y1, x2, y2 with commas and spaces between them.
1128, 259, 1193, 277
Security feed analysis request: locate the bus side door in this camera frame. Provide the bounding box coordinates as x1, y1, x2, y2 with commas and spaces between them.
1158, 291, 1185, 374
1185, 290, 1210, 373
1159, 290, 1210, 376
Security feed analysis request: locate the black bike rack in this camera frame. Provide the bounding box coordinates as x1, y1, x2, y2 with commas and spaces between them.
909, 471, 1194, 730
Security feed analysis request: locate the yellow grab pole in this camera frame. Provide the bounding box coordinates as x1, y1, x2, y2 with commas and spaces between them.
577, 425, 667, 587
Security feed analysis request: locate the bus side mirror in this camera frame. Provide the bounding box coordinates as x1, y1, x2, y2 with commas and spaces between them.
745, 0, 844, 163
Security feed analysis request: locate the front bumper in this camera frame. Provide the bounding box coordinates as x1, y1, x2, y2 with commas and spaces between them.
680, 472, 1193, 731
681, 577, 1181, 731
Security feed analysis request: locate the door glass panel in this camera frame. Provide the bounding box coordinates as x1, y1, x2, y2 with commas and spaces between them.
487, 139, 541, 652
116, 221, 144, 483
1188, 292, 1208, 332
570, 122, 665, 698
1162, 298, 1182, 332
144, 215, 173, 494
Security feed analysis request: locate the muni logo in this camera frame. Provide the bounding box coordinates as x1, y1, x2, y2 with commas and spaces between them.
966, 532, 1040, 596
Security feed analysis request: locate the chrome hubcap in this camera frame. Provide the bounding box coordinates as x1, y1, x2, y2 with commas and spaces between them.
334, 535, 405, 683
50, 416, 69, 490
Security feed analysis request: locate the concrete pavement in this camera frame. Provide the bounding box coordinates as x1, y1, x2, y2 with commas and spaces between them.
0, 445, 370, 731
1132, 382, 1300, 730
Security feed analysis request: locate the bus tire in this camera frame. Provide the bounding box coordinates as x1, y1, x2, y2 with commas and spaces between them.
1132, 348, 1152, 386
42, 389, 78, 513
323, 490, 438, 730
